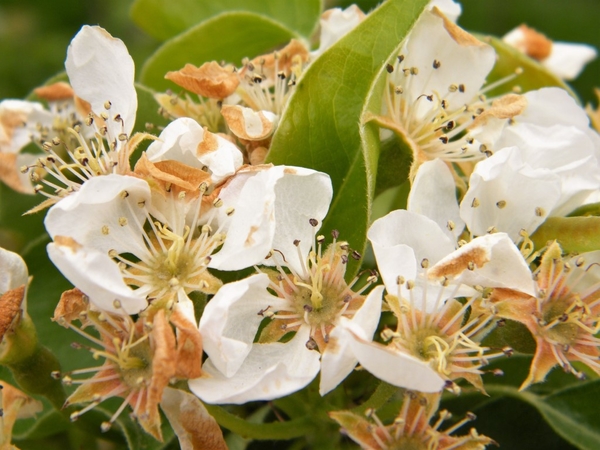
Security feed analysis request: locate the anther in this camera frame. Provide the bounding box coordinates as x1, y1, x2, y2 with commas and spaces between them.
535, 207, 545, 217
351, 250, 361, 260
496, 200, 506, 209
309, 218, 319, 227
421, 258, 429, 269
317, 235, 325, 244
433, 59, 441, 69
305, 338, 318, 350
386, 63, 394, 73
332, 229, 340, 239
471, 198, 480, 208
293, 239, 301, 247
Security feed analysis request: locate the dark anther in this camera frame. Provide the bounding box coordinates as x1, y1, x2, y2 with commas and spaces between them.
293, 239, 301, 247
386, 63, 394, 73
433, 59, 441, 69
331, 229, 340, 239
351, 250, 361, 260
458, 84, 465, 93
309, 218, 319, 227
341, 254, 348, 264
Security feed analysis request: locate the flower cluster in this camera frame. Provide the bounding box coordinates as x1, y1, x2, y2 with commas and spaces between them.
0, 0, 599, 448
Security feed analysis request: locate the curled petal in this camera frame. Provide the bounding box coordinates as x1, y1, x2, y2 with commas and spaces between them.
221, 105, 278, 140
165, 62, 239, 99
199, 274, 282, 377
189, 326, 320, 404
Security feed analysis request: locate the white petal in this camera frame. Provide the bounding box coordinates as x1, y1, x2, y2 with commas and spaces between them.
544, 42, 597, 80
211, 166, 332, 275
519, 88, 591, 130
319, 286, 384, 395
66, 26, 137, 139
368, 210, 454, 294
47, 241, 147, 314
311, 5, 365, 58
460, 147, 561, 240
0, 247, 28, 293
344, 320, 445, 392
44, 175, 151, 257
431, 233, 536, 296
428, 0, 461, 22
496, 123, 600, 216
0, 100, 53, 153
199, 274, 284, 377
401, 10, 495, 121
188, 326, 320, 404
408, 159, 465, 238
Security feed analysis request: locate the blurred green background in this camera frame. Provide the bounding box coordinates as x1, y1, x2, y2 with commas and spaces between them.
1, 0, 598, 105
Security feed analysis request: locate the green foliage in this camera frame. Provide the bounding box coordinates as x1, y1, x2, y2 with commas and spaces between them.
131, 0, 322, 41
267, 0, 430, 277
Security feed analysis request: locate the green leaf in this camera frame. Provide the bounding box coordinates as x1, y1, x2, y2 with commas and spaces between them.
267, 0, 430, 277
204, 404, 314, 440
131, 0, 322, 42
530, 216, 600, 253
538, 381, 600, 450
479, 35, 572, 98
140, 12, 297, 92
481, 381, 600, 450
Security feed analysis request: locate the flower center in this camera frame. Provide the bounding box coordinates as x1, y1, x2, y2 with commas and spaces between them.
259, 229, 376, 350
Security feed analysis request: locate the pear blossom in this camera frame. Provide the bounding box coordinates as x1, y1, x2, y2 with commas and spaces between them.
190, 223, 382, 403
376, 6, 501, 178
330, 391, 493, 450
19, 25, 138, 205
461, 88, 600, 240
490, 242, 600, 389
53, 289, 202, 440
45, 155, 332, 316
503, 24, 597, 80
342, 206, 533, 392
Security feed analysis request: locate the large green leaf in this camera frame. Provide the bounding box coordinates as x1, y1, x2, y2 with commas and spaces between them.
267, 0, 430, 276
140, 12, 297, 92
131, 0, 322, 42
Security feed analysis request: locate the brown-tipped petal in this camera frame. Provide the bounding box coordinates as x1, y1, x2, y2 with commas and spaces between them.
161, 387, 227, 450
0, 153, 31, 194
0, 381, 43, 447
242, 39, 309, 79
0, 285, 25, 343
520, 339, 560, 390
165, 62, 239, 99
510, 25, 553, 61
470, 94, 528, 129
53, 288, 88, 327
133, 153, 211, 198
170, 308, 203, 379
221, 105, 277, 140
144, 310, 177, 440
432, 7, 487, 47
33, 82, 74, 102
